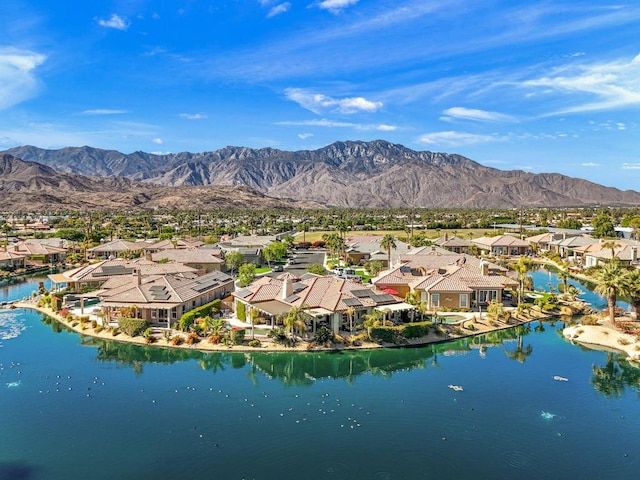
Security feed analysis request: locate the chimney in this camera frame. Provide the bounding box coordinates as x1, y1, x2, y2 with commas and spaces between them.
633, 247, 638, 263
444, 233, 449, 241
480, 259, 489, 276
562, 233, 567, 240
133, 268, 142, 286
282, 277, 293, 300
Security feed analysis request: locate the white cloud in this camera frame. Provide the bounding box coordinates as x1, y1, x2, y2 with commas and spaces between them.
581, 162, 599, 167
267, 3, 291, 18
179, 113, 208, 120
276, 118, 396, 131
97, 14, 130, 31
418, 131, 505, 146
0, 47, 46, 111
317, 0, 359, 14
298, 133, 314, 139
522, 53, 640, 115
82, 109, 127, 115
623, 163, 640, 170
152, 137, 163, 144
441, 107, 515, 122
284, 88, 382, 114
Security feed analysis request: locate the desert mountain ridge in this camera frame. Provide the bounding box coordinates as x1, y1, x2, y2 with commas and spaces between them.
0, 154, 321, 211
3, 140, 640, 208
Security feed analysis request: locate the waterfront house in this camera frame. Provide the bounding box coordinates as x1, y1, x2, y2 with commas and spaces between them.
546, 234, 598, 259
233, 273, 412, 335
12, 241, 67, 266
48, 258, 197, 292
98, 269, 234, 328
0, 250, 26, 270
373, 254, 516, 310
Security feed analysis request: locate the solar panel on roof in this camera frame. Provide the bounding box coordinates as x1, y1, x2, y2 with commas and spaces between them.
370, 294, 395, 304
292, 282, 307, 293
343, 298, 363, 307
399, 266, 411, 273
236, 289, 252, 299
152, 293, 171, 300
352, 289, 373, 298
99, 265, 133, 276
193, 279, 220, 292
284, 294, 299, 303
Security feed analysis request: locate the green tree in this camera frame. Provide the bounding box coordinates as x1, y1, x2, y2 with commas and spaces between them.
592, 213, 616, 239
262, 241, 288, 265
238, 263, 257, 287
306, 263, 328, 275
380, 234, 397, 267
364, 260, 384, 277
594, 262, 630, 323
56, 228, 86, 242
225, 250, 244, 275
282, 306, 309, 343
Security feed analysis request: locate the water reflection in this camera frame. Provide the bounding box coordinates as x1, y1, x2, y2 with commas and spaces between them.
79, 322, 545, 384
591, 353, 640, 398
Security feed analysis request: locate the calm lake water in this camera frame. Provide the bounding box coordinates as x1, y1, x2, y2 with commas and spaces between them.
2, 276, 640, 480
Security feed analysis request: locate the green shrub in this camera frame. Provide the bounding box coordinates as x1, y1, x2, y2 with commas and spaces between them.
401, 322, 432, 338
369, 326, 398, 344
117, 317, 150, 337
178, 299, 223, 331
248, 339, 261, 348
236, 301, 246, 322
230, 328, 246, 344
172, 335, 184, 345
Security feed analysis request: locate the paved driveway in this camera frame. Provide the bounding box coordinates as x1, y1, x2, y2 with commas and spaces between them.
265, 249, 326, 278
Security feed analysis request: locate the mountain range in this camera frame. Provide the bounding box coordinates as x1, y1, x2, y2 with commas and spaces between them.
3, 140, 640, 209
0, 154, 319, 211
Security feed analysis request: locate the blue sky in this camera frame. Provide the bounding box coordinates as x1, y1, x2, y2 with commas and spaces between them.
1, 0, 639, 190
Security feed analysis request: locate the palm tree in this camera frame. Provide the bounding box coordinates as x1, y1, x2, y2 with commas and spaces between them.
624, 269, 640, 318
345, 306, 356, 333
380, 234, 397, 268
248, 308, 260, 340
512, 256, 532, 304
282, 306, 309, 343
594, 262, 630, 323
557, 269, 571, 294
601, 240, 620, 264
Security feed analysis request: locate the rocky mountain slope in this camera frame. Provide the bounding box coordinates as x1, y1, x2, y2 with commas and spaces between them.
0, 154, 319, 211
4, 140, 640, 208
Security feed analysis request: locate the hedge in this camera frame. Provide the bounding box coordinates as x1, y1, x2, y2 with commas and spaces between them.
236, 301, 246, 322
118, 317, 150, 337
177, 299, 222, 331
400, 321, 432, 339
369, 326, 398, 344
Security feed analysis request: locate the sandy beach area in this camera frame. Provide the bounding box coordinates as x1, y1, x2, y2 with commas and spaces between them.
563, 321, 640, 361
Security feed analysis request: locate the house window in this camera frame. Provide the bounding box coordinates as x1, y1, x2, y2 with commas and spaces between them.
477, 290, 497, 305
460, 294, 468, 309
431, 293, 440, 308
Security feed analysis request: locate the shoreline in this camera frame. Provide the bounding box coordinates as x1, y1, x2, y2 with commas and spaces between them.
13, 300, 545, 354
563, 322, 640, 362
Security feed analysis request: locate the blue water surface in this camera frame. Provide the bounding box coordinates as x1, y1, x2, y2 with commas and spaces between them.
1, 278, 639, 480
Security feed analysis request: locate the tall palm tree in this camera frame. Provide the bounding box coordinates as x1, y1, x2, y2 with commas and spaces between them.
345, 306, 356, 333
249, 308, 260, 340
594, 262, 630, 323
557, 269, 571, 294
380, 234, 397, 268
624, 269, 640, 317
282, 306, 309, 343
512, 256, 532, 304
601, 240, 620, 264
